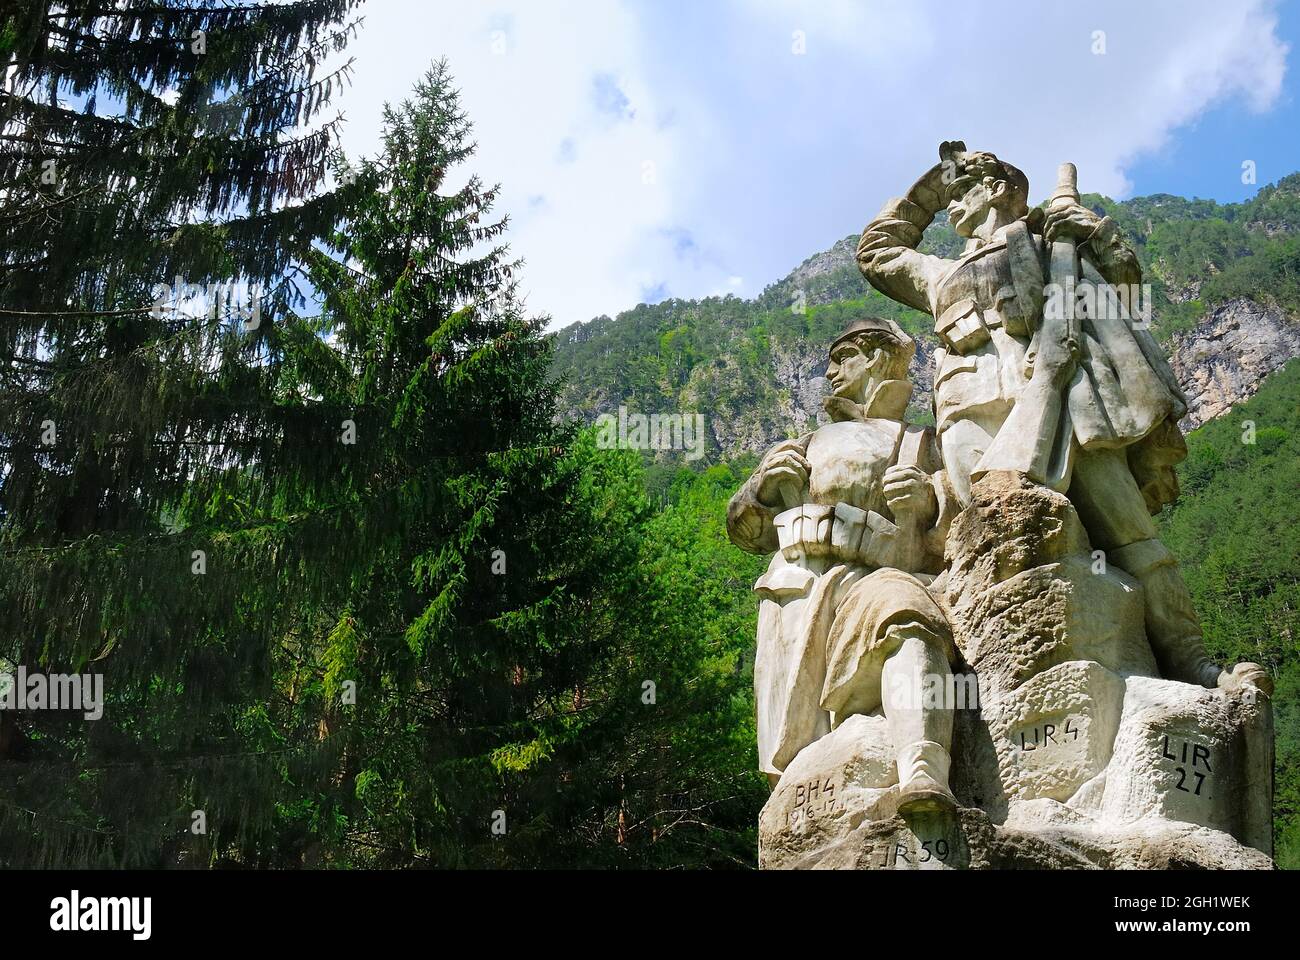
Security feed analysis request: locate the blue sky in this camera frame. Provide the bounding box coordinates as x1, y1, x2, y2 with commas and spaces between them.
1126, 0, 1300, 202
332, 0, 1295, 329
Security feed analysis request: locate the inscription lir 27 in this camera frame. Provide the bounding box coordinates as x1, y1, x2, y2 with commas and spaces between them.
1162, 735, 1212, 797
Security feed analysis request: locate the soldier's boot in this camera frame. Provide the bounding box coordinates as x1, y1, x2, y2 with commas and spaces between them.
896, 739, 957, 814
881, 630, 958, 814
1109, 539, 1221, 688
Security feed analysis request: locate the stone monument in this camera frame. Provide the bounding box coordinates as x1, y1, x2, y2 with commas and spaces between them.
728, 142, 1274, 870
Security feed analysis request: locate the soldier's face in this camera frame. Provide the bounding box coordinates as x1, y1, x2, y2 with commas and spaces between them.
947, 177, 995, 238
827, 341, 874, 401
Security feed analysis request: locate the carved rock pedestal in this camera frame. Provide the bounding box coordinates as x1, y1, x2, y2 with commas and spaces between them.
759, 473, 1273, 870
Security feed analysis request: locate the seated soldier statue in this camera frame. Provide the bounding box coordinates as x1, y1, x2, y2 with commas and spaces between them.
728, 317, 962, 813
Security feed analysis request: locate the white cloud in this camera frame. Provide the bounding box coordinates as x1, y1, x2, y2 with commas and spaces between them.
332, 0, 1289, 329
334, 0, 694, 328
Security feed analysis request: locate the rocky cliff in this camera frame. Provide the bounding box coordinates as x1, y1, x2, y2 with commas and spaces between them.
1170, 298, 1300, 430
753, 295, 1296, 451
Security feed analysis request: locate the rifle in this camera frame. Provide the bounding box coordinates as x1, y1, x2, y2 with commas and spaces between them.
1048, 162, 1081, 351
970, 162, 1079, 490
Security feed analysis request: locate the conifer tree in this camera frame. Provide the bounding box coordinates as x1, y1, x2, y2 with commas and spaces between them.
235, 61, 765, 868
0, 0, 364, 866
262, 61, 666, 866
1, 11, 765, 866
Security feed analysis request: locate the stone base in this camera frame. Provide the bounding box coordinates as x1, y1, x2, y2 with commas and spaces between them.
761, 804, 1272, 870
1004, 798, 1273, 870
758, 690, 1272, 870
758, 713, 898, 868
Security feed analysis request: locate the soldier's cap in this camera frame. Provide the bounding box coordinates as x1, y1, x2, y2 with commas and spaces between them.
830, 317, 914, 356
947, 148, 1029, 206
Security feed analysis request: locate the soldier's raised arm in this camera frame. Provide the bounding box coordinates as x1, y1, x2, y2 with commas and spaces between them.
856, 163, 952, 315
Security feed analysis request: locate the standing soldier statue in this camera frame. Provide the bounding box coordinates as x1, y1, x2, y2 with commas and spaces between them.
855, 141, 1268, 697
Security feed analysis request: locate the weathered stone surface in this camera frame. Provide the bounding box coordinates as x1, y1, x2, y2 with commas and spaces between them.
745, 146, 1275, 871
940, 472, 1158, 689
757, 467, 1273, 870
762, 790, 1273, 870
730, 318, 955, 783
1096, 676, 1273, 853
798, 808, 1093, 871
764, 804, 1272, 870
736, 335, 937, 450
759, 692, 1274, 869
758, 717, 1110, 870
1004, 798, 1274, 870
1170, 297, 1300, 430
758, 713, 898, 869
984, 660, 1125, 804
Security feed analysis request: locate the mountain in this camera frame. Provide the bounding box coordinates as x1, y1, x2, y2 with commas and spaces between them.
550, 175, 1300, 462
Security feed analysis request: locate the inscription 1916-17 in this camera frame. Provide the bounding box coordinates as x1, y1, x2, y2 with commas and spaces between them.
1161, 735, 1212, 797
787, 776, 838, 828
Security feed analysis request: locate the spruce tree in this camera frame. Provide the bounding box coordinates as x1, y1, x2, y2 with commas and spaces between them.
0, 0, 364, 866
235, 61, 765, 868
264, 61, 662, 866
1, 10, 765, 866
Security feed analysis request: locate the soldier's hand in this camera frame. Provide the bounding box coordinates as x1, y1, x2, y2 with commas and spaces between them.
731, 506, 764, 546
905, 141, 968, 214
1218, 662, 1273, 701
1043, 202, 1101, 244
757, 441, 809, 507
905, 147, 961, 215
883, 464, 936, 520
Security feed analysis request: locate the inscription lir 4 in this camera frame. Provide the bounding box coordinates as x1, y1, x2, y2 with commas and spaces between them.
1018, 718, 1080, 751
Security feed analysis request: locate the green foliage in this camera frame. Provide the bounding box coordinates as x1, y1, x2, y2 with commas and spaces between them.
4, 4, 1299, 869
0, 0, 365, 321
552, 176, 1300, 459
1084, 175, 1300, 337
0, 0, 366, 868
546, 173, 1300, 865
224, 63, 764, 868
804, 295, 932, 345
1145, 218, 1260, 285
1158, 360, 1300, 866
1, 52, 768, 870
1200, 233, 1300, 309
